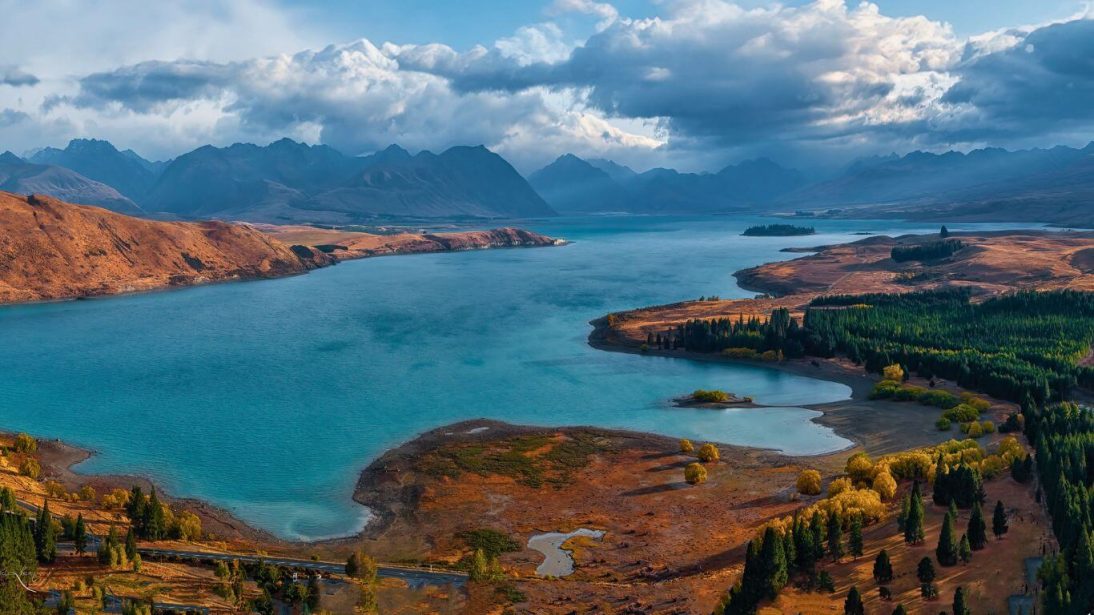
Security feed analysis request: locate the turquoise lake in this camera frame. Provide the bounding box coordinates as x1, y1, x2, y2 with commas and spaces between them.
0, 216, 1043, 539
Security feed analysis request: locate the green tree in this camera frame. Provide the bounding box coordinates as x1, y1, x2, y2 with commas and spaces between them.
897, 493, 909, 532
904, 486, 925, 544
124, 527, 138, 560
827, 511, 845, 561
967, 501, 987, 550
936, 511, 958, 566
144, 488, 166, 540
346, 549, 378, 583
305, 575, 320, 612
958, 534, 972, 564
74, 514, 87, 555
916, 556, 935, 584
345, 551, 360, 577
992, 500, 1008, 538
849, 514, 864, 559
872, 549, 893, 583
759, 526, 788, 599
0, 487, 17, 512
953, 586, 971, 615
844, 586, 865, 615
810, 511, 827, 561
34, 501, 56, 564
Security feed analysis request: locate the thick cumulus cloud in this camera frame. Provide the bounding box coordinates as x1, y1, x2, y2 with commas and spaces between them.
0, 66, 39, 87
432, 0, 962, 148
59, 40, 660, 168
941, 19, 1094, 139
7, 1, 1094, 169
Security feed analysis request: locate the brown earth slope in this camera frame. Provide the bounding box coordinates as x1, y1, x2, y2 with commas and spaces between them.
260, 224, 563, 260
735, 230, 1094, 297
0, 191, 330, 304
601, 230, 1094, 348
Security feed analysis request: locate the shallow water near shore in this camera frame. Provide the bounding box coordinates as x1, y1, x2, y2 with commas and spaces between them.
0, 215, 1043, 539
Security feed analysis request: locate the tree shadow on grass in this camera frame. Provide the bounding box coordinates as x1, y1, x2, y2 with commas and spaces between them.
621, 482, 690, 497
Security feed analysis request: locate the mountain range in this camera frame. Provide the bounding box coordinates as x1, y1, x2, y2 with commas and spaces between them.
3, 139, 555, 223
3, 138, 1093, 225
528, 154, 807, 214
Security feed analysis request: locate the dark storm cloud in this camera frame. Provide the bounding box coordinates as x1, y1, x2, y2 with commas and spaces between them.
942, 19, 1094, 137
0, 65, 39, 87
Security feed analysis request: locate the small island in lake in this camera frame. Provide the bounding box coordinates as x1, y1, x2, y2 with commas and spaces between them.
674, 388, 754, 407
742, 224, 816, 237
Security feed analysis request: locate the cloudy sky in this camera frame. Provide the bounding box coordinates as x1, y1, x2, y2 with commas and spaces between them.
1, 0, 1092, 173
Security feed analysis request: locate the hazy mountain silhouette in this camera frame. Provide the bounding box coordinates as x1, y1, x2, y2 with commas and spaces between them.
0, 151, 142, 214
30, 139, 160, 201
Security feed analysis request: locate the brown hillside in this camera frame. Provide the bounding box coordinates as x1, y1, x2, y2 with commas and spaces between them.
0, 191, 329, 304
260, 224, 562, 260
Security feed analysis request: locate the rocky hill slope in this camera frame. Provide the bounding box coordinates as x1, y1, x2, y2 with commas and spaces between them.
0, 191, 329, 304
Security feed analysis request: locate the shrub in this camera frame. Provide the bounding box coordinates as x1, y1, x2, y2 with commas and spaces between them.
460, 529, 519, 559
19, 458, 40, 479
845, 453, 874, 484
692, 389, 730, 403
872, 471, 897, 501
964, 422, 984, 438
172, 511, 202, 541
796, 469, 822, 495
697, 443, 720, 463
828, 477, 853, 498
943, 404, 980, 423
685, 462, 708, 485
980, 420, 995, 434
935, 417, 952, 431
679, 439, 694, 453
882, 364, 904, 382
722, 347, 758, 359
14, 433, 37, 454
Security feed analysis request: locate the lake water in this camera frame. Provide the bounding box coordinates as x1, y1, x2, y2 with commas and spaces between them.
0, 215, 1043, 539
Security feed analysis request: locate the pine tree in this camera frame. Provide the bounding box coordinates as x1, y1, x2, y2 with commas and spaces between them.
897, 494, 909, 532
940, 225, 950, 238
827, 511, 845, 561
916, 556, 935, 584
872, 549, 893, 583
145, 488, 166, 541
849, 514, 864, 559
125, 527, 137, 560
74, 514, 87, 555
953, 586, 971, 615
759, 526, 788, 599
948, 498, 958, 520
932, 460, 947, 505
891, 605, 907, 615
967, 501, 987, 549
844, 586, 864, 615
936, 511, 958, 566
992, 500, 1008, 538
958, 534, 971, 564
1072, 530, 1094, 611
345, 552, 360, 577
793, 515, 815, 573
904, 487, 925, 544
34, 501, 56, 564
810, 511, 826, 561
126, 486, 146, 536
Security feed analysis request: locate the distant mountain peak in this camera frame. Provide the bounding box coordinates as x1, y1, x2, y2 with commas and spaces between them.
0, 151, 23, 164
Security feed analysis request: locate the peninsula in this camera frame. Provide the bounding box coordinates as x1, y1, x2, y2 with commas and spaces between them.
0, 191, 561, 305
